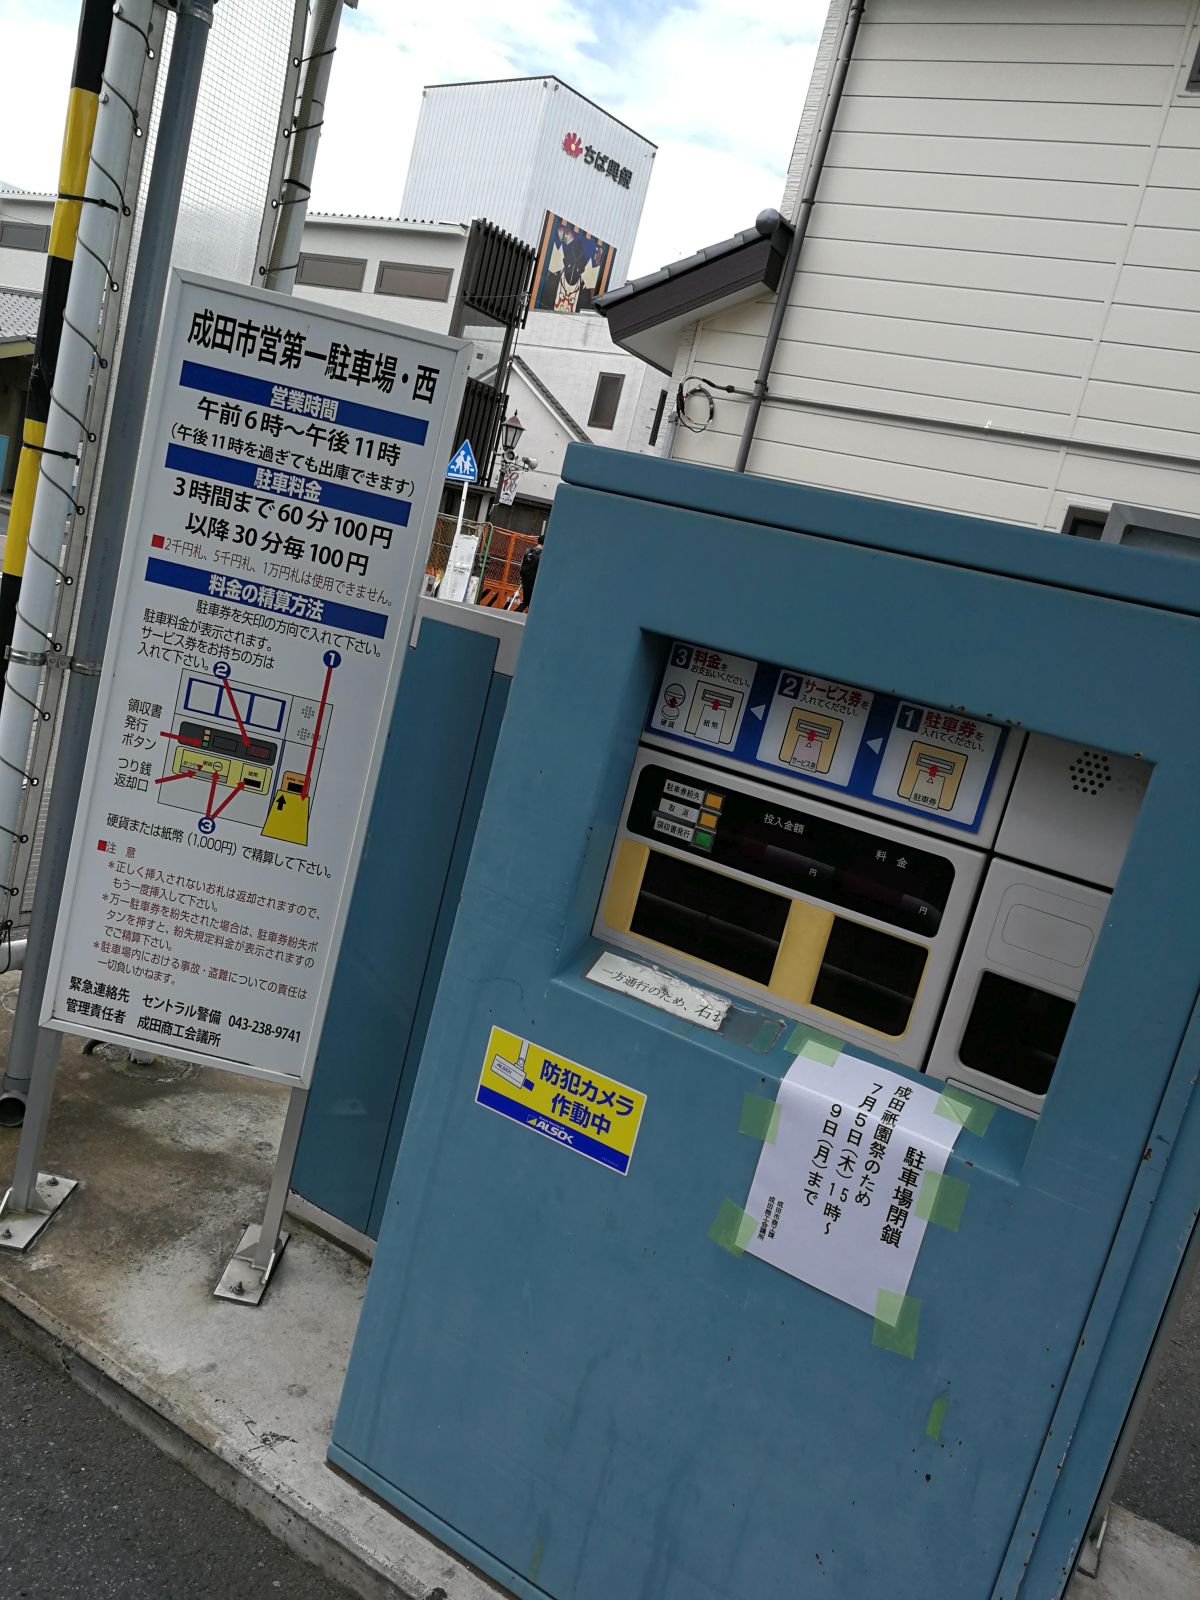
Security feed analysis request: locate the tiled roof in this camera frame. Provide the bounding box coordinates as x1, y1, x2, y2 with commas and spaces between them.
0, 287, 39, 344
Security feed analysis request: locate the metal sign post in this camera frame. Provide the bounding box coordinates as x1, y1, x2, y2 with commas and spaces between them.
213, 1084, 308, 1304
0, 0, 212, 1251
442, 439, 480, 602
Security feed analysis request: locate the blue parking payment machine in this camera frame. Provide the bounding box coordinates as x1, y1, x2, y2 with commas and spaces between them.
330, 447, 1200, 1599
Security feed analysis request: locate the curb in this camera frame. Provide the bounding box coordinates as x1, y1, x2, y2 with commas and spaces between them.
0, 1272, 477, 1600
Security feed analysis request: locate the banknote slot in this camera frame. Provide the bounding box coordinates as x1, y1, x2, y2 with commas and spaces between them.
810, 918, 926, 1037
630, 850, 789, 986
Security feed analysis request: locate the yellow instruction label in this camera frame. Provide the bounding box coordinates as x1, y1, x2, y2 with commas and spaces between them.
476, 1026, 646, 1176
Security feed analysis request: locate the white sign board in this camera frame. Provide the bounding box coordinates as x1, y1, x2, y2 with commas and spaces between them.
43, 271, 468, 1085
586, 950, 731, 1030
744, 1051, 961, 1319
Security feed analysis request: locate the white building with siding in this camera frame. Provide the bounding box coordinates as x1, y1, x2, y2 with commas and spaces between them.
291, 214, 668, 530
600, 0, 1200, 537
400, 77, 655, 281
0, 197, 670, 535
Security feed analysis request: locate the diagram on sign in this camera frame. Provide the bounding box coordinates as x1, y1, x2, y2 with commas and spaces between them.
155, 651, 339, 847
685, 683, 743, 745
649, 641, 756, 750
898, 743, 966, 812
758, 670, 874, 789
780, 708, 841, 774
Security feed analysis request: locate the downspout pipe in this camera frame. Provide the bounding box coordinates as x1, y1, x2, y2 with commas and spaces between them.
262, 0, 348, 294
733, 0, 865, 473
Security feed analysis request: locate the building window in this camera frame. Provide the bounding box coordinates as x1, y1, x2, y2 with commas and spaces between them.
1188, 42, 1200, 91
648, 388, 668, 447
1061, 506, 1108, 540
0, 220, 50, 252
295, 253, 366, 291
376, 261, 453, 301
588, 372, 625, 430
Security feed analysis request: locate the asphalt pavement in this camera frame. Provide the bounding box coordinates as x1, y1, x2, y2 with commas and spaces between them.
1113, 1264, 1200, 1545
0, 1326, 352, 1600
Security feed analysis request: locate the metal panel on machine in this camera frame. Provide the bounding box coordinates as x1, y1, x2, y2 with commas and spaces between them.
329, 448, 1200, 1600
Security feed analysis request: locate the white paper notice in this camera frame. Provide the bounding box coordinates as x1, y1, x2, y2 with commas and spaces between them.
744, 1052, 961, 1318
40, 271, 467, 1085
587, 951, 731, 1030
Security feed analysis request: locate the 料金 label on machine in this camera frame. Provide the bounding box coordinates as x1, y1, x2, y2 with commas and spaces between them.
476, 1026, 646, 1176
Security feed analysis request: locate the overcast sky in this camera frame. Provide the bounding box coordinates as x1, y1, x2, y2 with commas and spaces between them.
0, 0, 827, 281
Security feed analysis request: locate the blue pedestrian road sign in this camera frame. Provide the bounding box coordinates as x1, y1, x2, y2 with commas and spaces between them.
446, 440, 478, 483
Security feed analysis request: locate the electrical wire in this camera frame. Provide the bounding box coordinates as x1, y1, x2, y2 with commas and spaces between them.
675, 381, 715, 433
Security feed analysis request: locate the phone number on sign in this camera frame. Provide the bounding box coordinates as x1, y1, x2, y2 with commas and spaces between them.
227, 1016, 302, 1043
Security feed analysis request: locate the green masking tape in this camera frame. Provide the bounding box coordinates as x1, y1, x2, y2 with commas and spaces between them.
926, 1394, 949, 1441
739, 1092, 781, 1143
785, 1023, 842, 1066
934, 1086, 995, 1137
915, 1170, 969, 1232
873, 1289, 921, 1359
708, 1199, 758, 1258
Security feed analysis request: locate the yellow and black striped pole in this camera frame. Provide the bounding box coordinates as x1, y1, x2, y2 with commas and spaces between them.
0, 0, 112, 710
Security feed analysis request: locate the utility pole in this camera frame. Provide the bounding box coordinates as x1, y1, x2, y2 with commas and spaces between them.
0, 0, 114, 712
0, 0, 216, 1241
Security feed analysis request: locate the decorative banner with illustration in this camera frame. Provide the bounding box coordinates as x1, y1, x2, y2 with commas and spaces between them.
744, 1050, 962, 1321
42, 270, 467, 1084
532, 211, 616, 315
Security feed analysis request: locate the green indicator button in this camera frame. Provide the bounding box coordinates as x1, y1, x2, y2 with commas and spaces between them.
693, 829, 715, 850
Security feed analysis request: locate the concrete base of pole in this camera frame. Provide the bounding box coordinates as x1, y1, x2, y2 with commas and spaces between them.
0, 1172, 77, 1250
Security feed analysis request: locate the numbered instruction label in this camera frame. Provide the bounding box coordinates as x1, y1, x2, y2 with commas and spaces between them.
477, 1026, 647, 1176
759, 671, 873, 788
646, 640, 1008, 834
650, 642, 756, 751
41, 270, 467, 1084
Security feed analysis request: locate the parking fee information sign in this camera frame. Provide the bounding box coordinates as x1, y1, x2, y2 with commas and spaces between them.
42, 271, 468, 1084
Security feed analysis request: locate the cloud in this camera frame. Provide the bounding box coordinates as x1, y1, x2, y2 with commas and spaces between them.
0, 0, 828, 280
313, 0, 827, 278
0, 4, 79, 194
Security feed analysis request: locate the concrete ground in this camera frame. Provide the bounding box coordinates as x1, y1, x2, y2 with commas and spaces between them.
0, 966, 1194, 1599
0, 1325, 351, 1599
1112, 1276, 1200, 1544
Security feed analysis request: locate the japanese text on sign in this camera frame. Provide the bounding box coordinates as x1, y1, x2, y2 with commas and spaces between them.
42, 271, 467, 1084
744, 1050, 961, 1317
476, 1026, 647, 1176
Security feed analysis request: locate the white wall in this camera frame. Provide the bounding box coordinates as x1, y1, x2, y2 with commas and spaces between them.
293, 216, 467, 336
399, 78, 655, 276
0, 193, 53, 293
672, 0, 1200, 530
503, 310, 666, 503
0, 197, 667, 514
